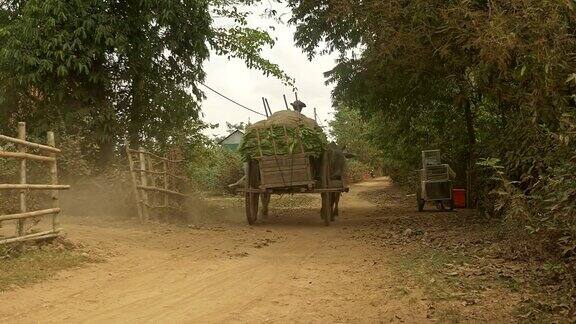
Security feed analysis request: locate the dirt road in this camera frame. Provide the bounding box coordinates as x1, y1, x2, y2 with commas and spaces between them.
0, 178, 550, 323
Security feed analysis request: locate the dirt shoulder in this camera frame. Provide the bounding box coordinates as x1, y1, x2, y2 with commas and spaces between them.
0, 178, 568, 323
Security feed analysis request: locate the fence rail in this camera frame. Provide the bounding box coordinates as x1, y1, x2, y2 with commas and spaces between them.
125, 141, 190, 222
0, 122, 69, 245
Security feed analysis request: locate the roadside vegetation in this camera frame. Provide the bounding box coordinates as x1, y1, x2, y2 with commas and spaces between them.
0, 240, 96, 292
360, 187, 573, 322
1, 0, 575, 319
288, 0, 576, 311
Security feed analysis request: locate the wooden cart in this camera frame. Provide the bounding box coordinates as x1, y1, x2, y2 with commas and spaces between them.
237, 151, 348, 226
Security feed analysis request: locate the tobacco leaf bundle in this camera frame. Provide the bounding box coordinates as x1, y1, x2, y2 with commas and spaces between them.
239, 111, 327, 161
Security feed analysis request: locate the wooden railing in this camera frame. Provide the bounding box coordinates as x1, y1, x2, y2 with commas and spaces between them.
124, 141, 190, 222
0, 122, 70, 245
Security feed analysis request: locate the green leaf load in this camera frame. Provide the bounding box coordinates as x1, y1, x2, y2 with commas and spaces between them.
239, 111, 328, 161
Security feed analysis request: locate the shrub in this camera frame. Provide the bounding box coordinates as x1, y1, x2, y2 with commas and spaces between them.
190, 146, 244, 195
345, 160, 371, 184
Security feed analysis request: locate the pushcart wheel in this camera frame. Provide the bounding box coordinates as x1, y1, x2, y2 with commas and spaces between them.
416, 189, 425, 212
447, 198, 455, 211
418, 199, 425, 212
437, 201, 446, 211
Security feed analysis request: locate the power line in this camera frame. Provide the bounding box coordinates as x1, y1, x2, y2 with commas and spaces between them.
199, 82, 266, 117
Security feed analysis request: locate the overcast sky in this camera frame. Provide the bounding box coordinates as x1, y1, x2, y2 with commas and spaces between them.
199, 5, 338, 138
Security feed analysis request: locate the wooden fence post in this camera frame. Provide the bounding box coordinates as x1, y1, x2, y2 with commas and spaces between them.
17, 122, 26, 236
124, 141, 143, 222
139, 147, 149, 220
47, 131, 60, 233
163, 160, 169, 211
147, 157, 156, 220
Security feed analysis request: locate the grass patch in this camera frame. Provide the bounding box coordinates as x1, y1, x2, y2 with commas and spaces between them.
386, 245, 574, 322
0, 242, 94, 292
388, 248, 480, 302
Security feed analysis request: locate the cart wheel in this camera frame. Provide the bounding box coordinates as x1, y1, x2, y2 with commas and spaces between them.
245, 160, 260, 225
245, 192, 259, 225
416, 189, 425, 212
320, 150, 333, 226
322, 193, 332, 226
447, 198, 454, 211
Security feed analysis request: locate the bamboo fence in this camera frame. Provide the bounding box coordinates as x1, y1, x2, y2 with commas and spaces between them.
0, 122, 70, 245
124, 141, 190, 222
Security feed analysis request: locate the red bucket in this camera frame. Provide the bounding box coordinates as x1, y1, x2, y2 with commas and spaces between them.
453, 189, 466, 208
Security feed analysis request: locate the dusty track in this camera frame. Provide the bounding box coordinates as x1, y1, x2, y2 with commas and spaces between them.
0, 178, 433, 323
3, 177, 543, 323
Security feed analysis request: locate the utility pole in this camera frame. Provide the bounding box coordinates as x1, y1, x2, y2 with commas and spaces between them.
314, 108, 318, 122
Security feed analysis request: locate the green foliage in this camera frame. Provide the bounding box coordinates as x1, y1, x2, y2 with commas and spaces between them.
287, 0, 576, 306
239, 125, 326, 161
56, 133, 94, 180
0, 244, 93, 292
345, 159, 371, 184
190, 145, 244, 194
0, 0, 290, 166
329, 106, 382, 168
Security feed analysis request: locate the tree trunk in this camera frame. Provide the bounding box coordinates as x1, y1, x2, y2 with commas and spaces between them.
125, 0, 146, 148
463, 98, 477, 208
128, 72, 144, 147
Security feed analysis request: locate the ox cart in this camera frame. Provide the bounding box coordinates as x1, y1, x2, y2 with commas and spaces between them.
237, 150, 348, 226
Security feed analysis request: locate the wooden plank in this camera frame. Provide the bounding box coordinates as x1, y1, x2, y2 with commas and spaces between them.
47, 131, 60, 232
0, 208, 61, 221
260, 158, 310, 169
0, 151, 56, 162
261, 172, 310, 183
17, 122, 26, 236
312, 188, 349, 193
261, 165, 310, 174
0, 230, 61, 245
236, 187, 348, 194
0, 135, 61, 153
258, 152, 309, 162
133, 169, 190, 182
261, 166, 311, 176
125, 140, 143, 222
138, 148, 150, 221
146, 156, 157, 217
0, 184, 70, 190
260, 180, 315, 189
128, 149, 184, 163
163, 160, 169, 217
137, 185, 187, 197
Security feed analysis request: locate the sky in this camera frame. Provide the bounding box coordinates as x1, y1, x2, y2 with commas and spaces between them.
199, 5, 338, 139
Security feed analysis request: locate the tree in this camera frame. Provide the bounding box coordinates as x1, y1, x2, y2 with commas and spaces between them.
287, 0, 576, 202
0, 0, 290, 166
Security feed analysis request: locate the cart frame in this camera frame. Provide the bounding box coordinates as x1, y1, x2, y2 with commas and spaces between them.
416, 150, 455, 212
237, 150, 348, 226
